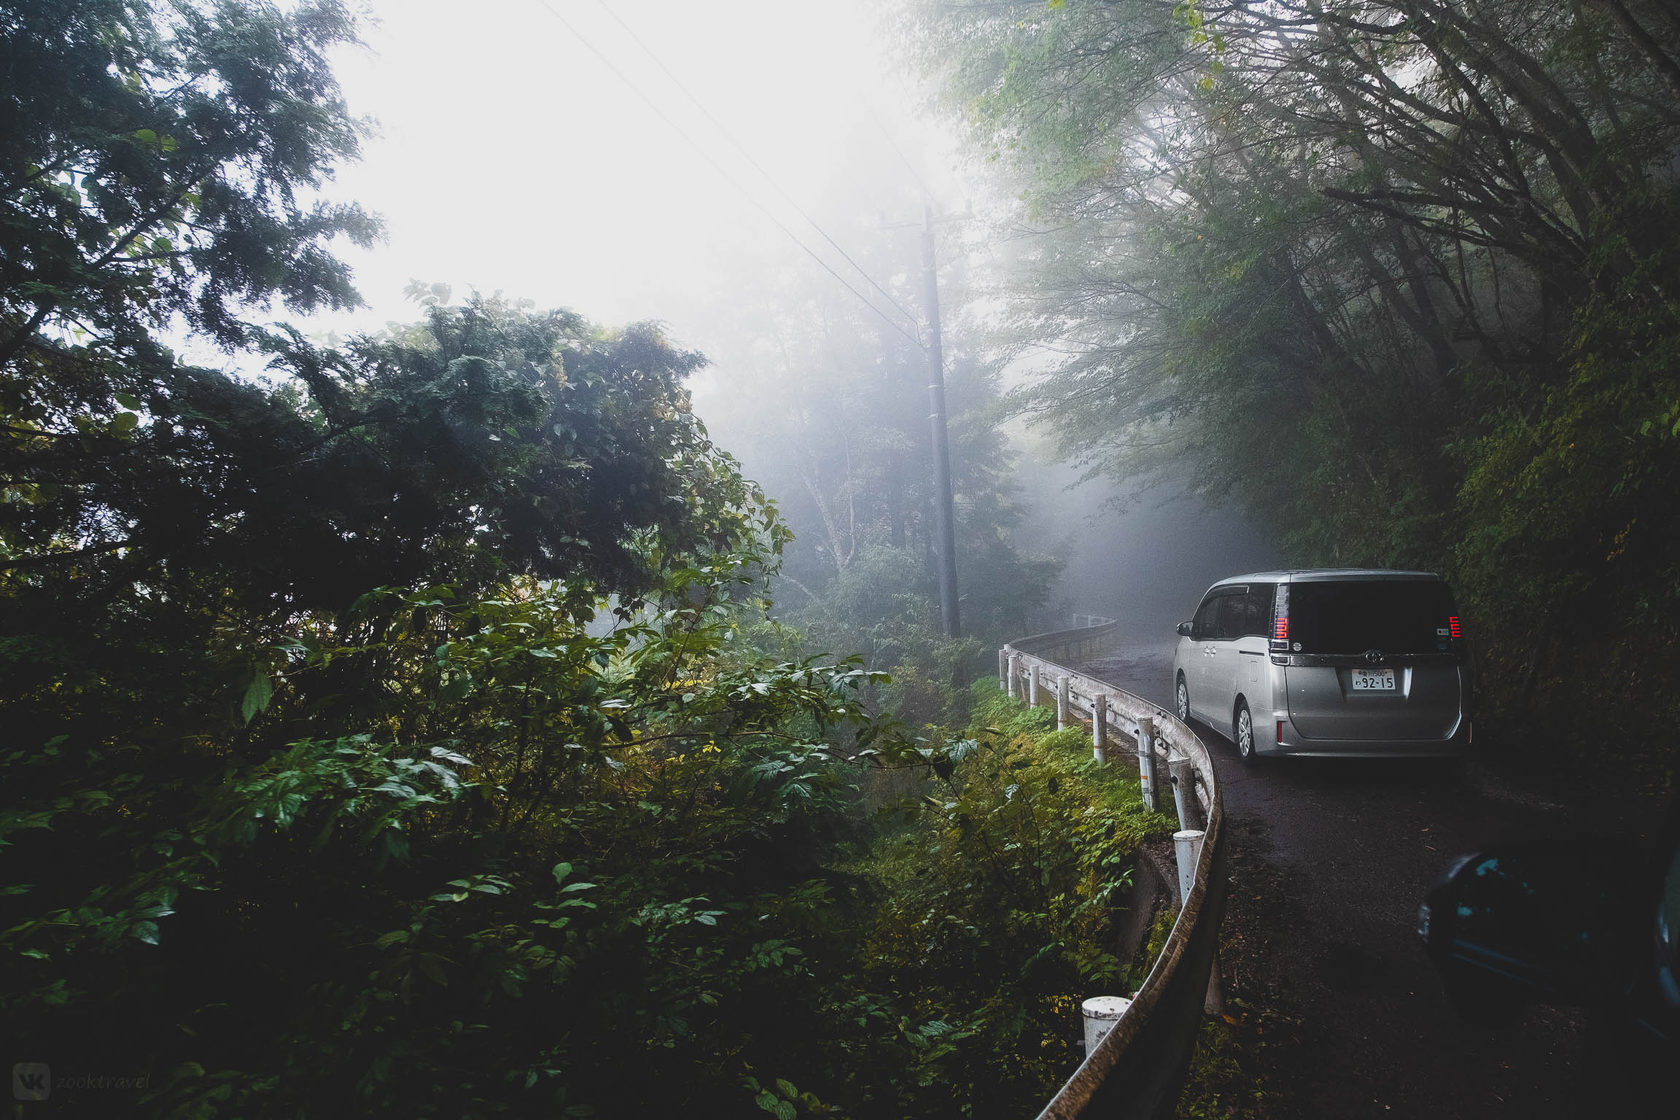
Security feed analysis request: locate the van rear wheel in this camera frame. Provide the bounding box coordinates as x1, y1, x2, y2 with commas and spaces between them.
1234, 700, 1259, 765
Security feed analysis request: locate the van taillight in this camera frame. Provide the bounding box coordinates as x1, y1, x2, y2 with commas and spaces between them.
1269, 584, 1290, 652
1448, 616, 1461, 639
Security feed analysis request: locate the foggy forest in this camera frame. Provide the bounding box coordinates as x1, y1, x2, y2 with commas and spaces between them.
2, 1, 1677, 1116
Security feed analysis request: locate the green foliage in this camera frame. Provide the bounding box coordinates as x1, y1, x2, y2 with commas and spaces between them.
697, 239, 1063, 726
0, 5, 1150, 1114
0, 0, 378, 571
969, 676, 1060, 740
0, 0, 378, 359
0, 269, 1134, 1118
0, 514, 907, 1115
3, 293, 736, 624
841, 680, 1172, 1118
1454, 232, 1680, 737
786, 545, 986, 726
1175, 1011, 1275, 1120
907, 0, 1680, 763
5, 564, 1158, 1118
1135, 905, 1177, 990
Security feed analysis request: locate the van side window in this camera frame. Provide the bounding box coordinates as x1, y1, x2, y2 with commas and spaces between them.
1216, 595, 1247, 640
1214, 587, 1272, 639
1192, 595, 1223, 640
1242, 585, 1275, 638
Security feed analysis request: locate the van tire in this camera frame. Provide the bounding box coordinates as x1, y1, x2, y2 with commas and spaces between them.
1175, 674, 1191, 724
1234, 699, 1259, 765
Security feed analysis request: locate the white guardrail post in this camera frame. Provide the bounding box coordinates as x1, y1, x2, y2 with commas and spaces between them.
1028, 663, 1041, 707
1167, 751, 1198, 831
1091, 695, 1108, 763
1056, 674, 1071, 730
1136, 715, 1158, 812
1081, 995, 1131, 1056
1173, 829, 1205, 906
1008, 652, 1021, 700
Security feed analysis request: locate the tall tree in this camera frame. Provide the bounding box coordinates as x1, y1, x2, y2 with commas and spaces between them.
0, 0, 378, 361
697, 229, 1061, 713
906, 0, 1680, 741
0, 285, 831, 1115
0, 7, 810, 1105
2, 0, 378, 603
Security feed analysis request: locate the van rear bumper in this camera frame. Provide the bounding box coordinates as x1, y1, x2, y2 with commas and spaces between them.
1264, 712, 1469, 759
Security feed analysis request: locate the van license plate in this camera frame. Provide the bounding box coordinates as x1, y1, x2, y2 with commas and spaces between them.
1352, 668, 1395, 691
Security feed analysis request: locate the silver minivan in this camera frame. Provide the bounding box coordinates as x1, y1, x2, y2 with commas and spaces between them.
1172, 569, 1471, 762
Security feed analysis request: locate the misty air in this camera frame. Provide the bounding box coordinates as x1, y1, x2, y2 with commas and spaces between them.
2, 2, 1677, 1117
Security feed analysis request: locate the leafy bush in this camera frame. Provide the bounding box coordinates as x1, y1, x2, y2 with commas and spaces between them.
838, 680, 1174, 1119
0, 6, 1143, 1110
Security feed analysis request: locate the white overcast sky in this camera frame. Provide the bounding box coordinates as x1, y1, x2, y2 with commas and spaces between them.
305, 0, 964, 364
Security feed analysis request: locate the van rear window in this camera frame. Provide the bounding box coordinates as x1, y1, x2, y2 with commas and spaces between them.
1288, 580, 1455, 655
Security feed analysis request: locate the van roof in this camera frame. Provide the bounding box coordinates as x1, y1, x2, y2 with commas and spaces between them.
1207, 568, 1442, 588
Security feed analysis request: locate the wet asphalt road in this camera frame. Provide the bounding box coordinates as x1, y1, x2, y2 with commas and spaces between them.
1078, 638, 1610, 1119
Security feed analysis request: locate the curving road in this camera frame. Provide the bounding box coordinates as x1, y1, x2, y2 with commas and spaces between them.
1079, 636, 1624, 1118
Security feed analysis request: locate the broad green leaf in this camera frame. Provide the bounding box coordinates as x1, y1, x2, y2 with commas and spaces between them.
415, 954, 448, 986
240, 673, 274, 723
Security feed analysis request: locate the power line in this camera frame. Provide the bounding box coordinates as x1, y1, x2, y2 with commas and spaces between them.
591, 2, 926, 337
526, 0, 926, 353
866, 104, 936, 204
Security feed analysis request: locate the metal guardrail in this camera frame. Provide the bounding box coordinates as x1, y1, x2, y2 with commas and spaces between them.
1008, 619, 1121, 661
999, 623, 1227, 1120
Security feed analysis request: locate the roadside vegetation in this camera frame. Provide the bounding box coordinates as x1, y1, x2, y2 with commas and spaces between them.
853, 682, 1177, 1118
904, 0, 1680, 782
0, 3, 1142, 1115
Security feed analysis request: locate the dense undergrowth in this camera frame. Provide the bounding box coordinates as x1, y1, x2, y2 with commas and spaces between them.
0, 5, 1174, 1114
3, 526, 1169, 1119
843, 681, 1176, 1117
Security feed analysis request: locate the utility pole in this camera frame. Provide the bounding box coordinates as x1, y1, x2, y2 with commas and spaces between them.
921, 204, 961, 638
